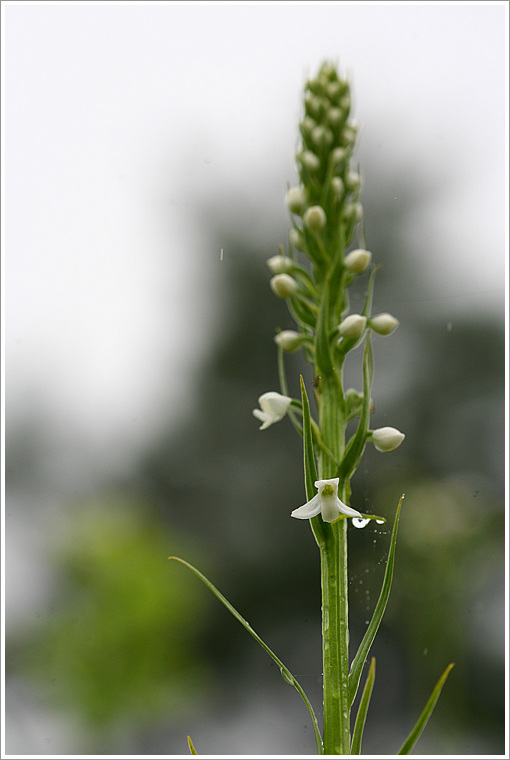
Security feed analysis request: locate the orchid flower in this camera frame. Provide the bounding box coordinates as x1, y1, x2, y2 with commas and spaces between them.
291, 477, 362, 523
253, 391, 292, 430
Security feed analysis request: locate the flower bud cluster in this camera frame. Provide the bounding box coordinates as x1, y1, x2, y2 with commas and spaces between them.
257, 62, 405, 475
286, 63, 363, 266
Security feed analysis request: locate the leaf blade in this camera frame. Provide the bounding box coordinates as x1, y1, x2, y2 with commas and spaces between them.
350, 657, 376, 755
187, 736, 198, 755
397, 663, 455, 754
348, 494, 404, 705
169, 556, 324, 755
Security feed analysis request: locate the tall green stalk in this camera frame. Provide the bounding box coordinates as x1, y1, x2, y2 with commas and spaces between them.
172, 60, 454, 756
318, 372, 350, 753
320, 519, 350, 754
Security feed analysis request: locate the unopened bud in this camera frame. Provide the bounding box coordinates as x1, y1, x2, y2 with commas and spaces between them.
344, 248, 371, 274
274, 330, 302, 352
331, 146, 347, 168
326, 80, 346, 103
304, 205, 326, 231
370, 426, 405, 452
343, 202, 363, 224
299, 150, 321, 172
311, 125, 334, 149
300, 115, 317, 139
304, 92, 322, 119
286, 186, 307, 215
331, 177, 344, 197
270, 273, 298, 298
345, 171, 361, 194
338, 314, 367, 339
289, 228, 304, 251
369, 313, 399, 335
267, 254, 293, 275
340, 122, 357, 147
327, 107, 344, 128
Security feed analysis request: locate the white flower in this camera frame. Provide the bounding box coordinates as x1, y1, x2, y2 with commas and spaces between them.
339, 314, 367, 339
369, 313, 399, 335
371, 426, 405, 452
291, 477, 362, 523
253, 392, 292, 430
274, 330, 302, 352
270, 273, 298, 298
344, 248, 372, 274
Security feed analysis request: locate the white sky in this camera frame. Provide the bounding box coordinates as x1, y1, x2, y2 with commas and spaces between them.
3, 1, 508, 472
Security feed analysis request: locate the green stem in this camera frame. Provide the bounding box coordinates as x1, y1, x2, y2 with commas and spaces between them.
321, 519, 351, 754
318, 374, 350, 754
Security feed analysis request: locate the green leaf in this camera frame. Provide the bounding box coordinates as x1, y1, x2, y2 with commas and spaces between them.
169, 556, 324, 755
315, 278, 334, 375
277, 346, 302, 438
337, 336, 373, 488
350, 657, 376, 755
187, 735, 198, 755
358, 513, 386, 523
397, 663, 455, 754
300, 376, 328, 548
361, 265, 380, 318
348, 494, 404, 705
300, 375, 318, 500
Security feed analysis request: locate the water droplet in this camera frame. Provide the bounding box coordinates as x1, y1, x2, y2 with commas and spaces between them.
280, 666, 294, 685
352, 517, 370, 529
375, 519, 385, 524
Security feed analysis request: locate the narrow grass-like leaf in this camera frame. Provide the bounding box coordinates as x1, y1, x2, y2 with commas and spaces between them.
300, 375, 318, 499
361, 265, 380, 318
187, 736, 197, 755
397, 663, 455, 755
337, 337, 373, 488
170, 556, 323, 755
348, 494, 404, 705
300, 376, 329, 548
277, 346, 302, 437
315, 279, 334, 376
350, 657, 376, 755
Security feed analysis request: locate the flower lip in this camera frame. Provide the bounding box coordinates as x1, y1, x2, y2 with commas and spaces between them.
291, 477, 362, 523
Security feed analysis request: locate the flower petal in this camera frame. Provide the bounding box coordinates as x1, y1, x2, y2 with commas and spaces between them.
252, 409, 272, 430
291, 494, 321, 520
336, 499, 363, 518
321, 498, 341, 523
259, 392, 292, 420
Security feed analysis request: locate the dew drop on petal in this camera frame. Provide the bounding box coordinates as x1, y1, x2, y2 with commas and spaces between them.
352, 517, 370, 529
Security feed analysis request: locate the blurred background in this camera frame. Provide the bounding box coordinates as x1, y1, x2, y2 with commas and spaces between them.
4, 2, 507, 756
